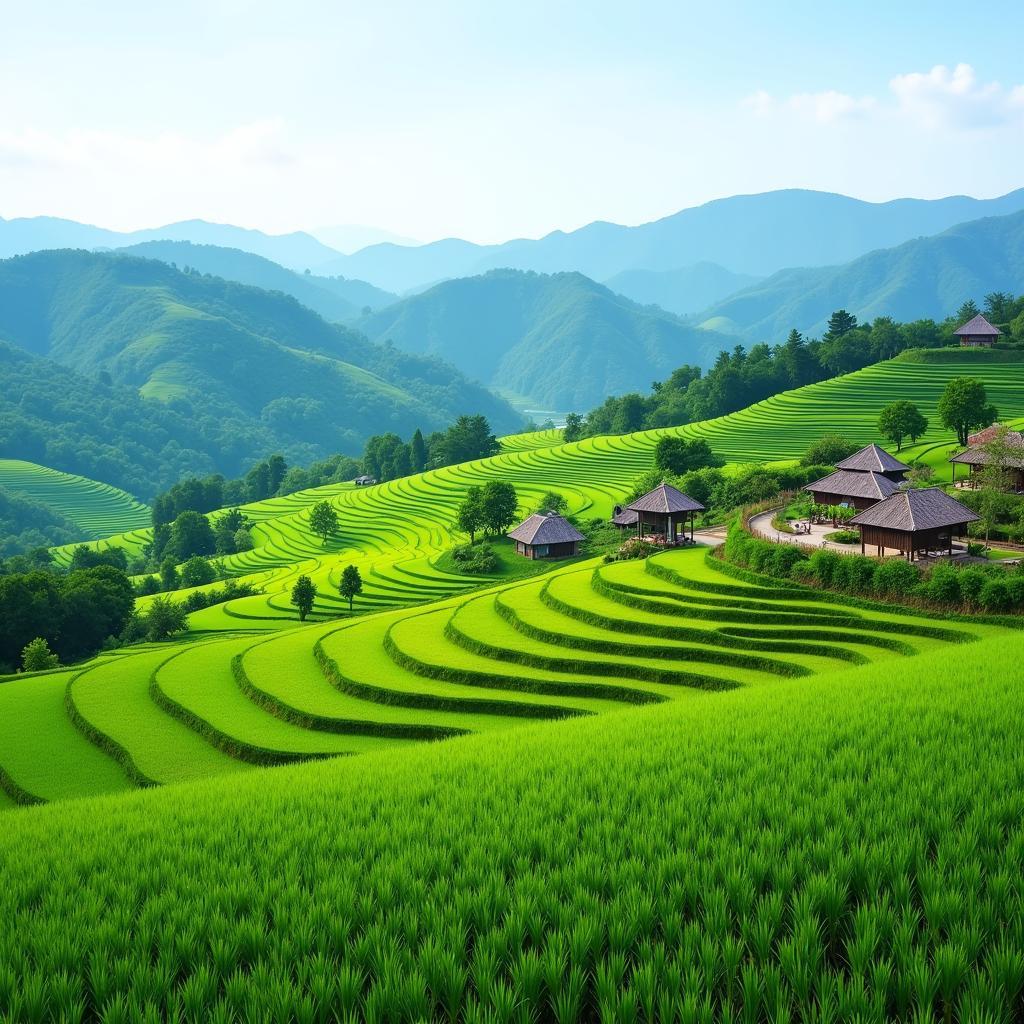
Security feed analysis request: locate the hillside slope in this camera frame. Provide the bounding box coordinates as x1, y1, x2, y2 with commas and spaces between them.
703, 209, 1024, 340
603, 262, 760, 315
318, 187, 1024, 291
358, 269, 737, 409
117, 240, 397, 320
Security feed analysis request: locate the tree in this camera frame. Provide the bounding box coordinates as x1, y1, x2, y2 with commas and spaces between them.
824, 309, 858, 340
180, 556, 215, 588
975, 427, 1019, 543
267, 454, 288, 494
456, 486, 486, 543
160, 557, 179, 592
233, 527, 254, 552
308, 501, 339, 545
166, 510, 217, 561
877, 401, 928, 451
984, 292, 1013, 324
481, 481, 518, 536
955, 299, 980, 324
143, 596, 189, 641
654, 436, 721, 475
290, 575, 317, 621
611, 394, 646, 434
535, 491, 568, 515
562, 413, 585, 443
410, 429, 427, 473
338, 564, 363, 612
938, 377, 998, 446
800, 435, 859, 467
21, 637, 58, 672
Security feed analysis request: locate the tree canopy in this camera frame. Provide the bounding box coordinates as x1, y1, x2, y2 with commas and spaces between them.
938, 378, 998, 446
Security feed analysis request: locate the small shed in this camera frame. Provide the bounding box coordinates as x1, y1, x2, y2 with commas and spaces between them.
625, 482, 705, 545
834, 444, 910, 482
954, 313, 1002, 348
848, 488, 979, 560
354, 475, 377, 487
610, 504, 639, 529
507, 510, 585, 559
803, 469, 899, 511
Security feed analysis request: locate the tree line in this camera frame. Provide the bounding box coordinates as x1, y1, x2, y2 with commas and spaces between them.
563, 297, 1024, 442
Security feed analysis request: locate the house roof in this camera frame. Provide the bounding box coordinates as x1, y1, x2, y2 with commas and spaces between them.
950, 434, 1024, 469
611, 506, 640, 526
834, 444, 910, 474
626, 482, 705, 514
803, 469, 900, 501
848, 488, 980, 532
507, 510, 585, 546
954, 313, 1002, 337
967, 424, 1018, 446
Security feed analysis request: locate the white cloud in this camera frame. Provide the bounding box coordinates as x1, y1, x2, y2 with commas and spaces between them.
890, 63, 1024, 129
788, 90, 876, 124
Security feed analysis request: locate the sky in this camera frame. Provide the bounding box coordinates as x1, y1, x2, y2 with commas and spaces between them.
2, 0, 1024, 245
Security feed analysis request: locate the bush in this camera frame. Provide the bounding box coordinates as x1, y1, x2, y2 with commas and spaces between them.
21, 637, 58, 672
180, 556, 216, 588
979, 578, 1012, 612
605, 538, 660, 562
142, 596, 189, 641
451, 543, 499, 574
808, 549, 842, 586
921, 563, 961, 604
800, 435, 859, 468
967, 542, 987, 557
872, 559, 921, 598
957, 568, 988, 607
825, 529, 860, 545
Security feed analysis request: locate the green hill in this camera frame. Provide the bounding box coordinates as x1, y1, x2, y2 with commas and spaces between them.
703, 209, 1024, 340
117, 240, 397, 320
358, 269, 737, 410
0, 250, 519, 495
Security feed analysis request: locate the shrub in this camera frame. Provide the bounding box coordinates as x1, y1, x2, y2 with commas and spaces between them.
451, 543, 498, 575
922, 563, 961, 604
800, 434, 858, 467
143, 596, 189, 641
957, 568, 988, 607
606, 538, 660, 562
825, 529, 860, 545
967, 541, 987, 557
808, 549, 842, 586
179, 556, 216, 588
872, 559, 921, 598
979, 578, 1012, 612
21, 637, 58, 672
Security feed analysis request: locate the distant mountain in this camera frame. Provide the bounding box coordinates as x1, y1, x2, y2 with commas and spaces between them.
313, 224, 421, 254
0, 250, 519, 495
0, 215, 342, 271
603, 263, 761, 316
358, 269, 737, 410
116, 240, 397, 320
700, 209, 1024, 341
314, 189, 1024, 292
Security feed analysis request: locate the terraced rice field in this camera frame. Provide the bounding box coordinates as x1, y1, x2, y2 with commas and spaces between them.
57, 352, 1024, 627
2, 547, 1011, 807
0, 459, 150, 541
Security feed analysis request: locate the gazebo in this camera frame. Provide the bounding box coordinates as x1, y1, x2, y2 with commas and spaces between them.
508, 510, 585, 559
848, 488, 979, 560
950, 429, 1024, 492
624, 482, 705, 545
954, 313, 1002, 348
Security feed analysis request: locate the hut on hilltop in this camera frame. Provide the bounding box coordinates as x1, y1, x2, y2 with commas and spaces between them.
954, 313, 1002, 348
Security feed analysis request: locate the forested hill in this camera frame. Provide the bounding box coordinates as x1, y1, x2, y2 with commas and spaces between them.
358, 269, 737, 410
116, 240, 397, 321
701, 209, 1024, 341
0, 250, 519, 496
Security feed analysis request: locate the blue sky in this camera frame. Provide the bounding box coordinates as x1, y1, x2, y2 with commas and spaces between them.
2, 0, 1023, 243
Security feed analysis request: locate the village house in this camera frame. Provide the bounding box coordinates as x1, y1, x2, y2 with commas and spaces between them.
803, 444, 909, 511
508, 510, 585, 559
954, 313, 1002, 348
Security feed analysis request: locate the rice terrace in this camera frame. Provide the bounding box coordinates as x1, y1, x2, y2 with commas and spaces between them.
5, 7, 1024, 1022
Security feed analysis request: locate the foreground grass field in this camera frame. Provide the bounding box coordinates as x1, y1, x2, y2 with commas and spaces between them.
1, 547, 1014, 807
2, 632, 1023, 1021
0, 459, 150, 543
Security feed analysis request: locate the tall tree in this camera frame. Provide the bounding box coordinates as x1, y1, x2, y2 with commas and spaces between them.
410, 429, 427, 473
955, 299, 980, 324
267, 454, 288, 494
481, 481, 518, 536
984, 292, 1013, 324
823, 309, 858, 340
562, 412, 584, 443
166, 510, 217, 561
308, 501, 339, 545
877, 401, 928, 452
937, 378, 998, 446
456, 486, 486, 544
338, 564, 363, 612
290, 575, 317, 622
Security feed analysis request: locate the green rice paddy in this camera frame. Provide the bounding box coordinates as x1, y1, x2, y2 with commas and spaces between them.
0, 459, 150, 543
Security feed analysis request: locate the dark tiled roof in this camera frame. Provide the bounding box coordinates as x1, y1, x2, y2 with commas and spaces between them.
507, 511, 585, 545
954, 313, 1002, 337
611, 506, 639, 526
849, 488, 980, 531
803, 469, 900, 501
835, 444, 910, 474
626, 482, 705, 514
950, 443, 1024, 469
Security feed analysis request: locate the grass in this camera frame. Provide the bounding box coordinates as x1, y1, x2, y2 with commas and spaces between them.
0, 458, 150, 542
2, 634, 1024, 1020
984, 546, 1021, 560
1, 547, 1009, 810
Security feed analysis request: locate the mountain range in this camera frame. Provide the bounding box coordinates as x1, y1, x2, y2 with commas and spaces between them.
314, 188, 1024, 292
700, 210, 1024, 340
0, 250, 518, 495
358, 269, 734, 410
